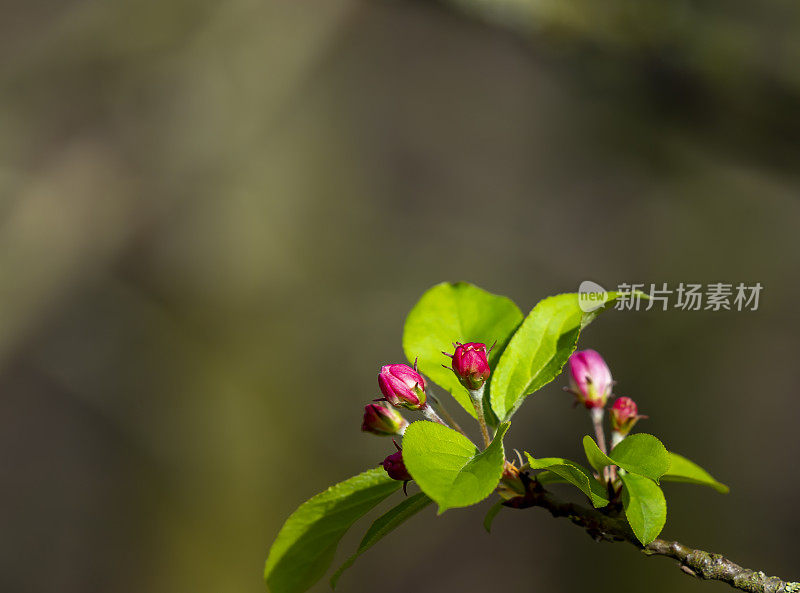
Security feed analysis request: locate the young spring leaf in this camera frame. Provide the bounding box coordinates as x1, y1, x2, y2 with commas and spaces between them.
609, 434, 670, 481
402, 282, 522, 420
330, 492, 433, 589
525, 453, 609, 508
620, 472, 667, 545
263, 469, 401, 593
402, 421, 511, 513
582, 434, 670, 482
662, 452, 729, 494
490, 292, 635, 422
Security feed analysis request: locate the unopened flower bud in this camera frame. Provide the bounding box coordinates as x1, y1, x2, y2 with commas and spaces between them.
378, 364, 427, 410
567, 349, 613, 409
609, 396, 646, 436
446, 342, 491, 390
361, 403, 407, 436
382, 442, 412, 482
498, 460, 527, 499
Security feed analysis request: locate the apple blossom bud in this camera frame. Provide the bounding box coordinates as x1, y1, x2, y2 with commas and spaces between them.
446, 342, 491, 390
378, 364, 427, 410
382, 451, 411, 482
609, 396, 646, 436
567, 349, 613, 409
382, 441, 412, 483
361, 403, 407, 436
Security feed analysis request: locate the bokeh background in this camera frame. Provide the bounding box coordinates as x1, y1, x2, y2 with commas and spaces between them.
1, 0, 799, 592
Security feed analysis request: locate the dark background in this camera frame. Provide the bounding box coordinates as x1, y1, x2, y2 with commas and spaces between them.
1, 1, 798, 592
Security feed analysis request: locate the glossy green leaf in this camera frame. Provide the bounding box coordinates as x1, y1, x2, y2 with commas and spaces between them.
402, 421, 511, 513
483, 500, 505, 533
331, 492, 432, 589
525, 453, 609, 508
490, 292, 633, 422
610, 434, 671, 481
264, 469, 401, 593
403, 282, 522, 419
582, 434, 670, 482
662, 452, 729, 494
620, 472, 667, 545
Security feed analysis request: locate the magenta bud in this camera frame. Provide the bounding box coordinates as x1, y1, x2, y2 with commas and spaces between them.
448, 342, 491, 390
610, 396, 646, 436
378, 364, 427, 410
567, 349, 613, 409
382, 443, 412, 482
361, 403, 407, 436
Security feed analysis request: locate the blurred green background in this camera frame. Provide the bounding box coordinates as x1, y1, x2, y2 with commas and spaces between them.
1, 0, 798, 592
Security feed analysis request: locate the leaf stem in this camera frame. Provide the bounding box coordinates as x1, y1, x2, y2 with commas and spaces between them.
590, 407, 612, 484
590, 407, 608, 454
422, 404, 448, 427
469, 386, 492, 448
426, 389, 467, 436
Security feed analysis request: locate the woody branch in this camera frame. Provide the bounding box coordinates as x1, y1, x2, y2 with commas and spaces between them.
504, 479, 798, 593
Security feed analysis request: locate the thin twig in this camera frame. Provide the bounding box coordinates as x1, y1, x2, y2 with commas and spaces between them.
502, 481, 798, 593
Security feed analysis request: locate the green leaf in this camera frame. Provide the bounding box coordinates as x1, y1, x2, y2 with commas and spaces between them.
483, 500, 504, 533
331, 492, 432, 589
582, 435, 614, 474
535, 470, 570, 485
263, 469, 401, 593
662, 452, 729, 494
582, 434, 670, 482
490, 292, 632, 422
620, 472, 667, 545
610, 434, 670, 481
403, 282, 523, 419
525, 453, 609, 508
403, 421, 511, 513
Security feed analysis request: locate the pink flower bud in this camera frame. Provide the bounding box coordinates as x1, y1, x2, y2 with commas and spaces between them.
382, 442, 412, 482
567, 349, 613, 409
361, 403, 407, 436
609, 396, 646, 436
378, 364, 427, 410
447, 342, 491, 390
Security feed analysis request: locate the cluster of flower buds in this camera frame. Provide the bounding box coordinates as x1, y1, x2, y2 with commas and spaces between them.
367, 343, 495, 486
566, 349, 647, 454
444, 342, 492, 391
359, 362, 431, 486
